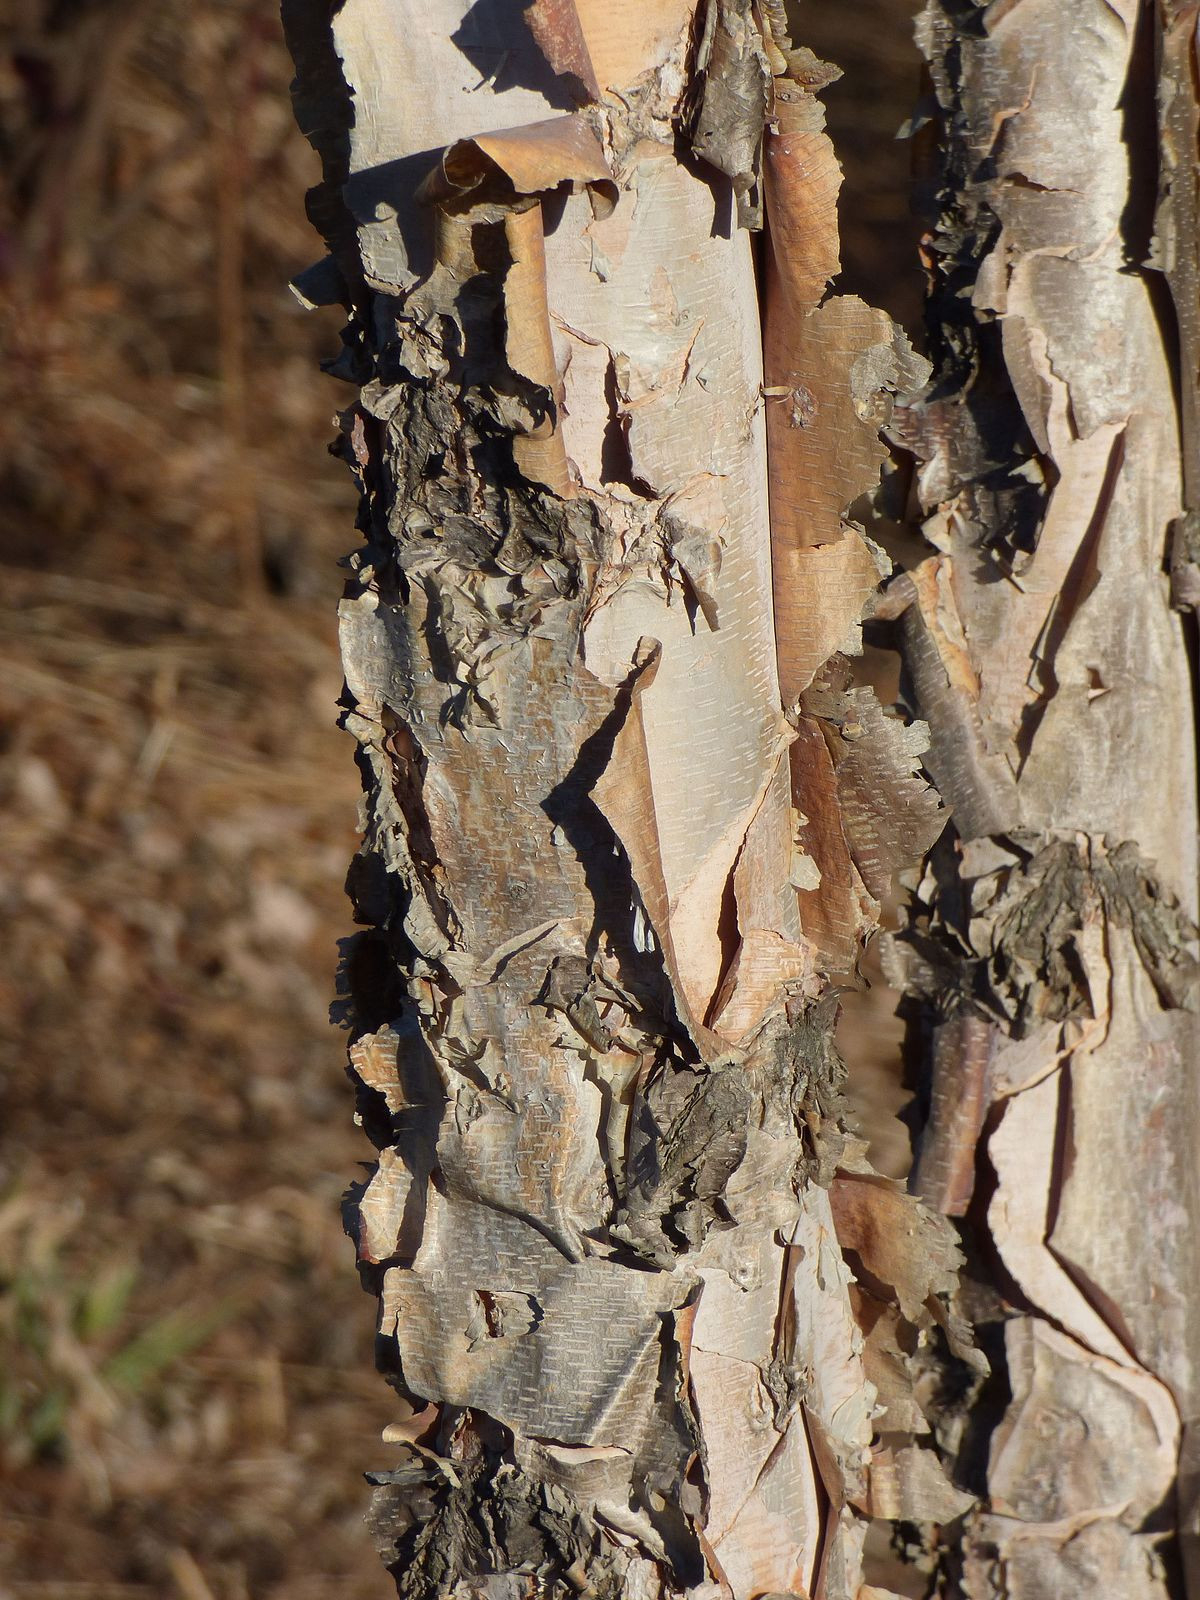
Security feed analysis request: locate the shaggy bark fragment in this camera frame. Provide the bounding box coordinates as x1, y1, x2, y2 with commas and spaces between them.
829, 1173, 961, 1328
898, 2, 1200, 1589
761, 44, 938, 988
688, 0, 771, 227
866, 1442, 975, 1525
788, 655, 942, 978
828, 1173, 983, 1535
788, 721, 863, 976
285, 1, 962, 1593
763, 70, 928, 707
800, 656, 944, 906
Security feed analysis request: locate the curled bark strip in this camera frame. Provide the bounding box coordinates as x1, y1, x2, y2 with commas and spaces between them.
909, 1010, 994, 1218
503, 204, 574, 497
418, 115, 611, 208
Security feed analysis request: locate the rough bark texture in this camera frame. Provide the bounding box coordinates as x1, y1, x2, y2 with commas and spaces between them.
284, 2, 969, 1596
891, 1, 1200, 1593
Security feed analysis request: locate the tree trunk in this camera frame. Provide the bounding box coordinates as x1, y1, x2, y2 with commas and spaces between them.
285, 0, 1200, 1594
282, 2, 973, 1596
892, 1, 1200, 1592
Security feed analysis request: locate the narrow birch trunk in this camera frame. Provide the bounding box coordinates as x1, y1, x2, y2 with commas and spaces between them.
283, 2, 966, 1595
892, 2, 1200, 1592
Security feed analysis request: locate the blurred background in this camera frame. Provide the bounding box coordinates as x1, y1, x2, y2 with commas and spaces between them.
0, 2, 920, 1595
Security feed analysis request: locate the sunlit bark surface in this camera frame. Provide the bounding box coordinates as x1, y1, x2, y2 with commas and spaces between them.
283, 2, 968, 1595
892, 2, 1200, 1593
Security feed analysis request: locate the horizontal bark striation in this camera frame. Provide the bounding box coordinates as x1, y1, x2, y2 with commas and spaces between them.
895, 2, 1200, 1593
285, 1, 962, 1595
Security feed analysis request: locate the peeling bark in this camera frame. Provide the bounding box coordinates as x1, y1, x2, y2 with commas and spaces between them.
893, 2, 1200, 1592
285, 1, 960, 1595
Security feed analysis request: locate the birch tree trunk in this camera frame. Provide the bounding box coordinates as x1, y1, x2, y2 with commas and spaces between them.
282, 2, 969, 1596
890, 1, 1200, 1593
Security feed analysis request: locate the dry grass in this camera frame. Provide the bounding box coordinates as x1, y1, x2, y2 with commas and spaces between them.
0, 0, 922, 1593
1, 1, 393, 1593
